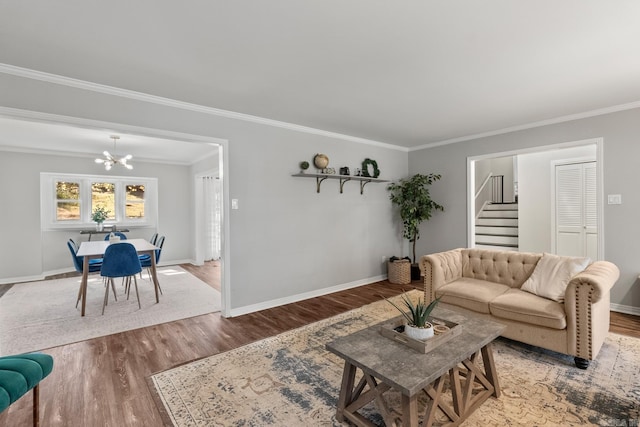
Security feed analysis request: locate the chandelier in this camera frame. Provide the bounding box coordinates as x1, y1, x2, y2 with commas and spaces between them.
95, 135, 133, 170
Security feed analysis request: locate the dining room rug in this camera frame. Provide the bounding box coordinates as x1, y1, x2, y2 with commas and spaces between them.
149, 291, 640, 426
0, 266, 221, 355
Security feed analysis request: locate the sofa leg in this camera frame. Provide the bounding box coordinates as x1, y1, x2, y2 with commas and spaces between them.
33, 384, 39, 427
574, 357, 590, 369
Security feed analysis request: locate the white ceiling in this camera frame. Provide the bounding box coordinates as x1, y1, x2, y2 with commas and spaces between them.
1, 1, 640, 149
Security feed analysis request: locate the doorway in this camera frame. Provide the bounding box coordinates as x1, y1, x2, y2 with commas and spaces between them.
0, 108, 231, 314
194, 169, 223, 264
467, 138, 603, 259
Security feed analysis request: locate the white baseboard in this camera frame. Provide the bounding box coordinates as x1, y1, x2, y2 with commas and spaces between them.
610, 303, 640, 316
228, 275, 388, 317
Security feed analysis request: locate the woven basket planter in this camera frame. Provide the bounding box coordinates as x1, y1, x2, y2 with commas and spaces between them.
388, 259, 411, 285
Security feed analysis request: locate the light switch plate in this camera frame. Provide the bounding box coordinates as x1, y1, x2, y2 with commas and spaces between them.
607, 194, 622, 205
231, 199, 239, 209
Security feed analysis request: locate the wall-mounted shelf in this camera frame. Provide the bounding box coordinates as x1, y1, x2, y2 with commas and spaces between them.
292, 173, 389, 194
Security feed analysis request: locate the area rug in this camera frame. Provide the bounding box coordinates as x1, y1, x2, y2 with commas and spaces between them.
0, 266, 221, 355
150, 291, 640, 426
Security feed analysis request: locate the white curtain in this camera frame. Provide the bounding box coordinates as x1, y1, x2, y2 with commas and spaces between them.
202, 176, 222, 260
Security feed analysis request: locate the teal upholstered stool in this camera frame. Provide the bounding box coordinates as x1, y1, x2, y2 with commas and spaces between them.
0, 353, 54, 427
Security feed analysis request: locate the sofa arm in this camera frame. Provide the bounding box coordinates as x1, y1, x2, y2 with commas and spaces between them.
419, 248, 463, 302
566, 260, 620, 304
565, 260, 620, 360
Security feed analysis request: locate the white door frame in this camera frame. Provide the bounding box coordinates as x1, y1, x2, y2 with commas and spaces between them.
467, 137, 604, 258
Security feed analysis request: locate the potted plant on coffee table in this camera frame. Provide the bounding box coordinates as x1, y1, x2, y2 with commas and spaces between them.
386, 294, 441, 341
387, 173, 444, 280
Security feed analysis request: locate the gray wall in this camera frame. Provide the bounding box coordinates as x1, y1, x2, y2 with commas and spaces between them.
408, 107, 640, 313
0, 72, 407, 312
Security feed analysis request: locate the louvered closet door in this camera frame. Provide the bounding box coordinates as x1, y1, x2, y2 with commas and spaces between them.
555, 161, 597, 259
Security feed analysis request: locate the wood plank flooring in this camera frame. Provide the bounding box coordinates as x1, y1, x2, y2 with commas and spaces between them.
0, 264, 637, 426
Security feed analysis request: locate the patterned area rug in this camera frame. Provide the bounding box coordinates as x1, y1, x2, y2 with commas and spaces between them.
0, 266, 221, 355
150, 291, 640, 426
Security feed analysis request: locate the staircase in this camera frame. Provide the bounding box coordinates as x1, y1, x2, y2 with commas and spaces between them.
475, 202, 519, 250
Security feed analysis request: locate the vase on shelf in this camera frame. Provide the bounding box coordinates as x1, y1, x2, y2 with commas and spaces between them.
96, 223, 104, 232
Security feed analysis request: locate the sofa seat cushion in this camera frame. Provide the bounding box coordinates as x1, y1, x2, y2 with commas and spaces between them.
490, 289, 566, 330
436, 278, 510, 314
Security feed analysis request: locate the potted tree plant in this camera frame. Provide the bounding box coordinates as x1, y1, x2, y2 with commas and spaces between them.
386, 294, 441, 341
92, 205, 110, 231
387, 173, 444, 280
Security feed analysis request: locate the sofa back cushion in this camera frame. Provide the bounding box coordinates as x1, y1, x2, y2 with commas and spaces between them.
462, 249, 541, 288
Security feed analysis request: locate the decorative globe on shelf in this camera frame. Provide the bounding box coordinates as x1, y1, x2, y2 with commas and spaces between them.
314, 153, 329, 169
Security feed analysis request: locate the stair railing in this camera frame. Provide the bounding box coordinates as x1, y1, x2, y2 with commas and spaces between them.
475, 173, 493, 217
491, 175, 504, 204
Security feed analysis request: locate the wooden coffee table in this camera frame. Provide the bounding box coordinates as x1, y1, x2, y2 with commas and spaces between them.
326, 306, 506, 427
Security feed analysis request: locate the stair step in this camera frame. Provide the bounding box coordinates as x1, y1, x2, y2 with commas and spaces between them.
476, 218, 519, 227
484, 203, 518, 211
479, 210, 518, 218
475, 244, 519, 250
475, 235, 519, 245
475, 226, 519, 236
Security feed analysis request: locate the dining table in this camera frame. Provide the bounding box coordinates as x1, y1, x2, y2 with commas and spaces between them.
76, 238, 161, 316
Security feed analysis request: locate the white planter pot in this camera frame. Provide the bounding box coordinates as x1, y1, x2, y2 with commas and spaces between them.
405, 323, 434, 341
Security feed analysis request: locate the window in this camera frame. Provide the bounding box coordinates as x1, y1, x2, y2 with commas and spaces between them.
41, 173, 157, 230
56, 181, 81, 221
125, 185, 145, 219
92, 182, 115, 221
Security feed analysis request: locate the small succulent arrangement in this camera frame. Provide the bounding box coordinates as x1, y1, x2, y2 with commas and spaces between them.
91, 206, 110, 224
299, 161, 310, 173
386, 294, 440, 328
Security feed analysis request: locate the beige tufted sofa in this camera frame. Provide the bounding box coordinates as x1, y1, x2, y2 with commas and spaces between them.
420, 248, 620, 368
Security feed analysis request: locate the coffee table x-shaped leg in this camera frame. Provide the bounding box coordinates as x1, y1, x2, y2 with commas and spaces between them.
335, 342, 501, 427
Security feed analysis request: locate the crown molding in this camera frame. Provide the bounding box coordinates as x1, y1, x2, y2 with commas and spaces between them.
0, 63, 407, 152
0, 144, 203, 166
0, 106, 224, 166
5, 63, 638, 154
0, 106, 229, 146
409, 100, 640, 152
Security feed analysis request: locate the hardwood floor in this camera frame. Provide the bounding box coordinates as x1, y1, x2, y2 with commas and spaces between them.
180, 260, 221, 291
0, 265, 637, 426
610, 311, 640, 338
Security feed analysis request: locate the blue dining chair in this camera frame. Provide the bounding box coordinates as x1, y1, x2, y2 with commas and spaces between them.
68, 239, 104, 308
68, 240, 103, 273
100, 243, 142, 314
103, 231, 128, 241
140, 235, 164, 294
149, 232, 158, 246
